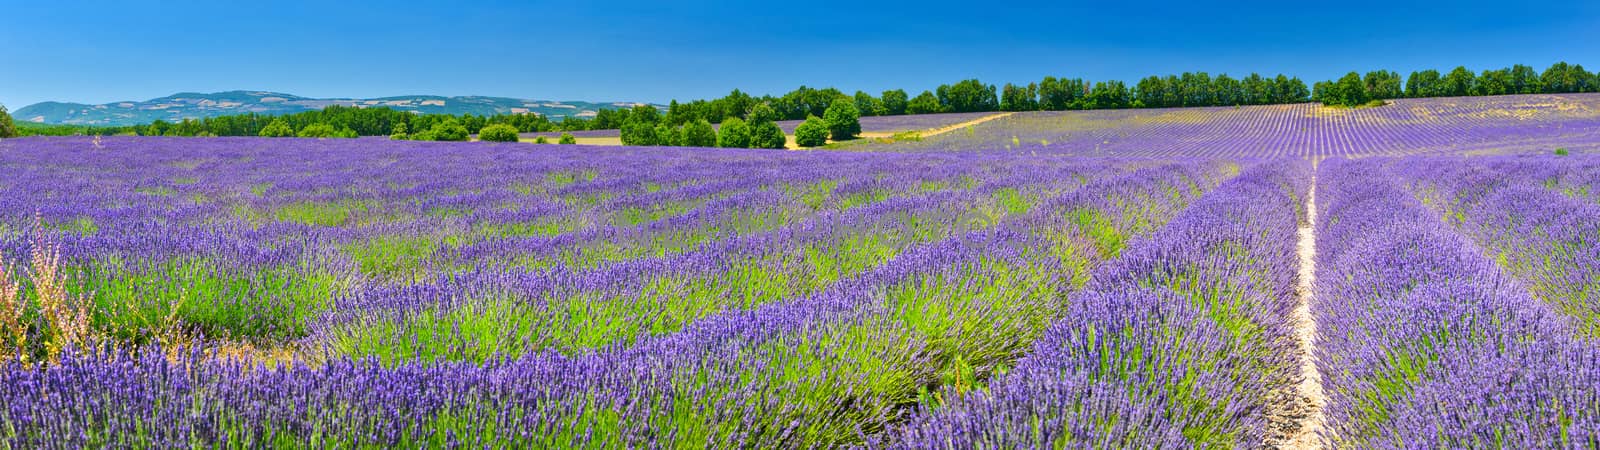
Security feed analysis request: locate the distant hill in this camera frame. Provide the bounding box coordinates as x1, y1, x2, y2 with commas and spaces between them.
14, 91, 663, 126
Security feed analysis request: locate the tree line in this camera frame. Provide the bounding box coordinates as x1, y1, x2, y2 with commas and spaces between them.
1313, 62, 1600, 107
7, 60, 1596, 140
617, 101, 862, 149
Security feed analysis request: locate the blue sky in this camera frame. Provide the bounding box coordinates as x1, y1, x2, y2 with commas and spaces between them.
3, 0, 1598, 109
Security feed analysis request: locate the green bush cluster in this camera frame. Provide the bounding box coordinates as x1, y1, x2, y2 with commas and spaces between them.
477, 124, 520, 143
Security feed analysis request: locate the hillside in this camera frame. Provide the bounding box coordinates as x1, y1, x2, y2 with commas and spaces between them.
13, 91, 663, 126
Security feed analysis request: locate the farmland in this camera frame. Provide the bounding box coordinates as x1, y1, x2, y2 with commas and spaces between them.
1, 95, 1599, 448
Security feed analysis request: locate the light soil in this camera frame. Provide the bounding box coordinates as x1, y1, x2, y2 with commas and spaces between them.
858, 112, 1017, 139
1268, 170, 1327, 449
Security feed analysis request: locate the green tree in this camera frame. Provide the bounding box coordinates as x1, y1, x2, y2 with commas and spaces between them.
794, 116, 828, 147
620, 119, 657, 146
1477, 68, 1513, 96
853, 91, 885, 116
749, 121, 786, 149
654, 124, 683, 146
558, 132, 577, 144
822, 100, 861, 141
1406, 70, 1442, 97
478, 124, 520, 142
0, 105, 14, 138
1510, 64, 1543, 94
389, 121, 409, 140
1275, 75, 1309, 103
906, 90, 945, 114
683, 119, 717, 147
936, 79, 999, 112
747, 103, 781, 124
427, 119, 470, 141
1001, 83, 1039, 111
296, 123, 338, 138
1329, 72, 1369, 106
717, 117, 752, 148
1363, 70, 1404, 100
1240, 74, 1270, 105
1443, 66, 1477, 97
744, 103, 787, 149
1087, 81, 1131, 108
881, 89, 909, 115
258, 119, 295, 137
1134, 76, 1168, 108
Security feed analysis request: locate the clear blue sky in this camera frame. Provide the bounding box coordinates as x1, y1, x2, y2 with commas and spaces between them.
3, 0, 1598, 109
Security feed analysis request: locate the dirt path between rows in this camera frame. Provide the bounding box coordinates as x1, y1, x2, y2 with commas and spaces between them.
859, 112, 1016, 140
1282, 170, 1327, 448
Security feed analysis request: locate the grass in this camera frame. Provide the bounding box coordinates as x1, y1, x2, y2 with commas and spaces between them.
274, 201, 366, 227
46, 216, 98, 236
887, 254, 1064, 405
1069, 208, 1128, 258
342, 236, 448, 281
333, 228, 911, 363
66, 258, 346, 342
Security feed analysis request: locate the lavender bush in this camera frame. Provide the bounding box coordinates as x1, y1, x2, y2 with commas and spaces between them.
1313, 157, 1600, 447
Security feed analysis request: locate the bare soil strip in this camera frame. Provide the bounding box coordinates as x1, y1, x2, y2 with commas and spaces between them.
859, 112, 1017, 139
1284, 173, 1327, 449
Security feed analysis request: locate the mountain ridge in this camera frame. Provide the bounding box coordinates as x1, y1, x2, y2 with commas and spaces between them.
14, 90, 663, 126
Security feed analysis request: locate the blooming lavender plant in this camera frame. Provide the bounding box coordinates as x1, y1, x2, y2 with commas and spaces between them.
1313, 157, 1600, 447
887, 158, 1310, 448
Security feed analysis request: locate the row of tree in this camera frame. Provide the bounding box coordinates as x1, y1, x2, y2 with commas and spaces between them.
656, 74, 1310, 125
620, 101, 862, 149
10, 60, 1598, 140
1314, 62, 1600, 107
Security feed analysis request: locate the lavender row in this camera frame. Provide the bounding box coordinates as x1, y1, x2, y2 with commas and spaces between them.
886, 158, 1310, 448
0, 158, 1237, 447
1398, 155, 1600, 335
1312, 157, 1600, 447
878, 93, 1600, 157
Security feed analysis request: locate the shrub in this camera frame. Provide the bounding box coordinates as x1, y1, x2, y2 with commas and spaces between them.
478, 124, 520, 143
296, 123, 338, 138
1556, 147, 1570, 156
823, 101, 861, 141
750, 121, 786, 149
620, 115, 659, 146
655, 124, 683, 146
427, 120, 470, 142
535, 136, 549, 144
748, 103, 780, 123
258, 119, 294, 137
794, 116, 828, 147
717, 117, 751, 148
389, 122, 409, 140
558, 133, 577, 144
683, 119, 717, 147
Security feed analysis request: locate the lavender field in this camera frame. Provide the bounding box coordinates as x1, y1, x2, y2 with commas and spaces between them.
886, 93, 1600, 157
1, 97, 1599, 448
